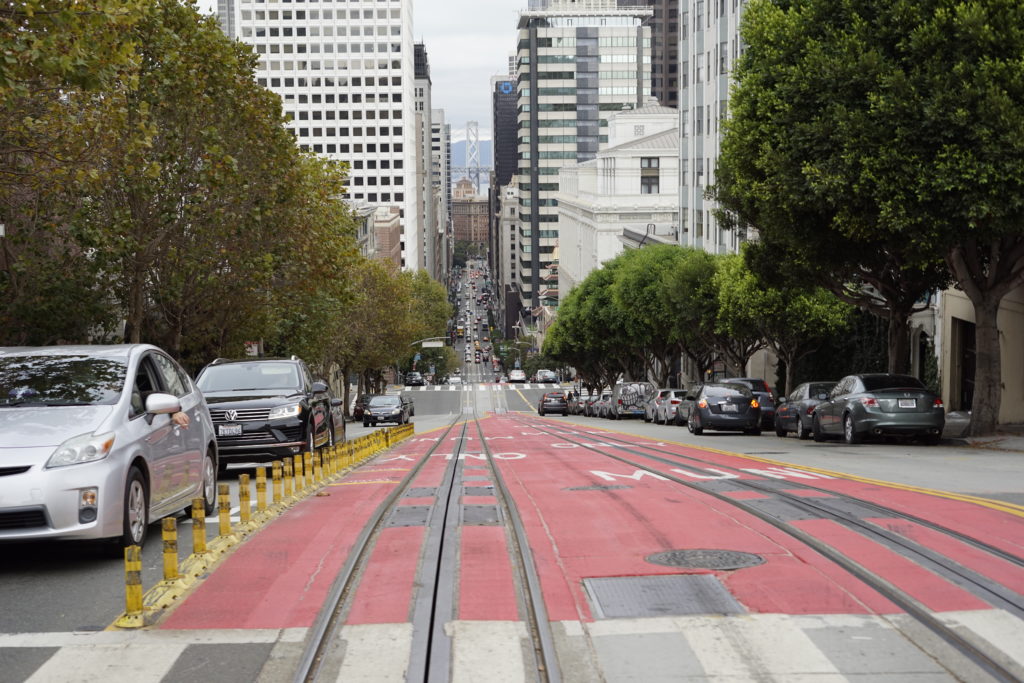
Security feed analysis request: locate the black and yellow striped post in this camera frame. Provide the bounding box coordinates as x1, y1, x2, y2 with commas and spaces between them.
283, 457, 294, 498
314, 453, 323, 483
119, 545, 144, 627
272, 460, 283, 504
162, 518, 178, 581
238, 474, 251, 526
295, 454, 305, 492
191, 498, 207, 555
304, 452, 314, 488
256, 467, 268, 513
217, 483, 231, 537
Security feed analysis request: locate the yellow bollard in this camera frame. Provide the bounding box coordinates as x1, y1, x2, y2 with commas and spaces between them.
124, 544, 143, 617
314, 453, 323, 483
162, 518, 178, 581
239, 474, 251, 526
295, 454, 305, 492
256, 467, 267, 513
283, 457, 294, 498
191, 498, 207, 555
272, 461, 283, 504
218, 483, 231, 537
304, 452, 314, 487
327, 446, 336, 477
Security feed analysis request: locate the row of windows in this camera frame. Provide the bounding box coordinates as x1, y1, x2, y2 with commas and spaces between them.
288, 109, 402, 121
289, 124, 403, 137
521, 119, 608, 129
285, 91, 399, 104
519, 151, 577, 160
240, 9, 399, 21
255, 43, 399, 56
291, 136, 403, 154
351, 159, 403, 169
337, 191, 405, 204
243, 25, 400, 37
347, 175, 404, 185
518, 135, 609, 144
519, 36, 648, 50
258, 76, 402, 90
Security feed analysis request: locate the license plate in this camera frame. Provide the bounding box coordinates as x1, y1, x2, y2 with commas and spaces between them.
218, 423, 242, 437
898, 398, 917, 408
721, 403, 738, 412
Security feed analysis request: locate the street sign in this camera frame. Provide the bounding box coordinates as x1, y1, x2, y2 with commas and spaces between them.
422, 340, 444, 348
414, 352, 421, 362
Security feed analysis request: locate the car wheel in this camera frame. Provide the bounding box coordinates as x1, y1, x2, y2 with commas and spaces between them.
118, 466, 148, 549
795, 417, 810, 441
644, 414, 651, 423
843, 413, 862, 444
774, 417, 786, 437
363, 420, 369, 428
199, 449, 216, 516
688, 415, 703, 436
812, 414, 826, 442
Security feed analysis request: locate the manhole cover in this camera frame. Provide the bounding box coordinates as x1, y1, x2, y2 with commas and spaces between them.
646, 549, 764, 570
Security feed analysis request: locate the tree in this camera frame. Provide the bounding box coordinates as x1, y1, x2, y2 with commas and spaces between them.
714, 253, 851, 394
714, 0, 1024, 434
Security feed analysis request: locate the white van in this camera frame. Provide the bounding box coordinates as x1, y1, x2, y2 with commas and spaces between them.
608, 381, 657, 419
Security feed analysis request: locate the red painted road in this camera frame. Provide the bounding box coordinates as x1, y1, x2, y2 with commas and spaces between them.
159, 415, 1024, 631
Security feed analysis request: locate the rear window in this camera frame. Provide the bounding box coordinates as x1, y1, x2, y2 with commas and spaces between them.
861, 375, 925, 391
727, 378, 769, 393
808, 382, 836, 397
704, 383, 752, 398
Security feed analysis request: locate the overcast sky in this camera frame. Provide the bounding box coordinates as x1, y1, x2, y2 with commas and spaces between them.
194, 0, 524, 141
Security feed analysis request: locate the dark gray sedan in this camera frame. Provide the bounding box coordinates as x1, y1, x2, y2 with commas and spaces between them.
687, 383, 762, 435
812, 374, 944, 445
774, 381, 837, 440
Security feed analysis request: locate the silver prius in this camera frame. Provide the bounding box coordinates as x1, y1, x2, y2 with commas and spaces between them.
0, 345, 218, 551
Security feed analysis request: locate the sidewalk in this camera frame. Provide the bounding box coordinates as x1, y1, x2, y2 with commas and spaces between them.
945, 411, 1024, 453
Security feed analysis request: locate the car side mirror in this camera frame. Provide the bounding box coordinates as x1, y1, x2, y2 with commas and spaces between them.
777, 396, 787, 404
145, 392, 182, 415
331, 398, 343, 407
312, 381, 329, 393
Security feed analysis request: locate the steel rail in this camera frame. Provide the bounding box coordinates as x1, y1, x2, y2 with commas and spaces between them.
294, 416, 466, 683
513, 415, 1024, 683
472, 417, 562, 683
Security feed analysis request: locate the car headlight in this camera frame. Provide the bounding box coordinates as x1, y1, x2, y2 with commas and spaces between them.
269, 403, 303, 420
46, 432, 116, 469
391, 408, 401, 414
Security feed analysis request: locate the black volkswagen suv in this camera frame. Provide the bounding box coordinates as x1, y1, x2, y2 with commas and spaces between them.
195, 357, 343, 469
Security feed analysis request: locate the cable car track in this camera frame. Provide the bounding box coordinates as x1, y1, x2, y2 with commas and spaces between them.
512, 414, 1024, 683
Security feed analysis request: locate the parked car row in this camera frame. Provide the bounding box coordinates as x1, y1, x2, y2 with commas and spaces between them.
574, 373, 944, 445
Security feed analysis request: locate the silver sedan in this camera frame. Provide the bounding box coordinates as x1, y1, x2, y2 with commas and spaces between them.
0, 345, 218, 551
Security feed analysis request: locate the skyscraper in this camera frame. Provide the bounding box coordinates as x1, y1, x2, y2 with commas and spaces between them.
647, 0, 680, 107
515, 0, 653, 316
215, 0, 422, 269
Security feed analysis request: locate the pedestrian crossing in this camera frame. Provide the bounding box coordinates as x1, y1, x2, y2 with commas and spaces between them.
402, 382, 563, 391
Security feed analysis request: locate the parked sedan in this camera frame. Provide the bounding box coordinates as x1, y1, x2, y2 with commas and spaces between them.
687, 383, 762, 435
0, 345, 218, 550
812, 374, 944, 444
655, 389, 691, 425
643, 389, 673, 423
774, 381, 837, 440
538, 391, 568, 416
363, 395, 413, 426
722, 377, 776, 429
593, 392, 614, 418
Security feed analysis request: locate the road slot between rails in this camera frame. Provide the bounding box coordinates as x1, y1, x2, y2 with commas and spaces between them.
111, 424, 414, 629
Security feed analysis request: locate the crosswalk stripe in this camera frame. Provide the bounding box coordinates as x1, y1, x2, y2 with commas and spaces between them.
404, 383, 563, 391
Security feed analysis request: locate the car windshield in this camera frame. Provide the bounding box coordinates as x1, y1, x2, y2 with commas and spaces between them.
861, 375, 925, 391
0, 354, 126, 406
369, 396, 401, 407
197, 362, 301, 392
704, 383, 751, 398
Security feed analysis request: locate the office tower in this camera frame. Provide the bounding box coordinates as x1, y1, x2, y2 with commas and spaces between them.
515, 0, 653, 317
678, 0, 749, 254
430, 110, 451, 279
414, 43, 436, 276
647, 0, 680, 107
215, 0, 422, 270
491, 76, 518, 190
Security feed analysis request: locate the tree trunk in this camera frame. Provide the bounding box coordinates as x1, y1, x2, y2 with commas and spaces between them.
887, 309, 910, 375
968, 297, 1002, 436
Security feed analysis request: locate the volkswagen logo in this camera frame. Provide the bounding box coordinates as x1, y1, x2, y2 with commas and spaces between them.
225, 409, 238, 422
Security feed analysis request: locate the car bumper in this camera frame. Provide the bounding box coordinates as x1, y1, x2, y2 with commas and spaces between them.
856, 413, 945, 436
699, 410, 760, 431
0, 456, 127, 542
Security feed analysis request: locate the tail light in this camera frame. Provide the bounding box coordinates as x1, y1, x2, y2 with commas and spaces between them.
860, 397, 879, 408
933, 397, 944, 408
617, 399, 623, 405
698, 399, 708, 409
670, 399, 681, 405
751, 399, 760, 409
806, 405, 816, 415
